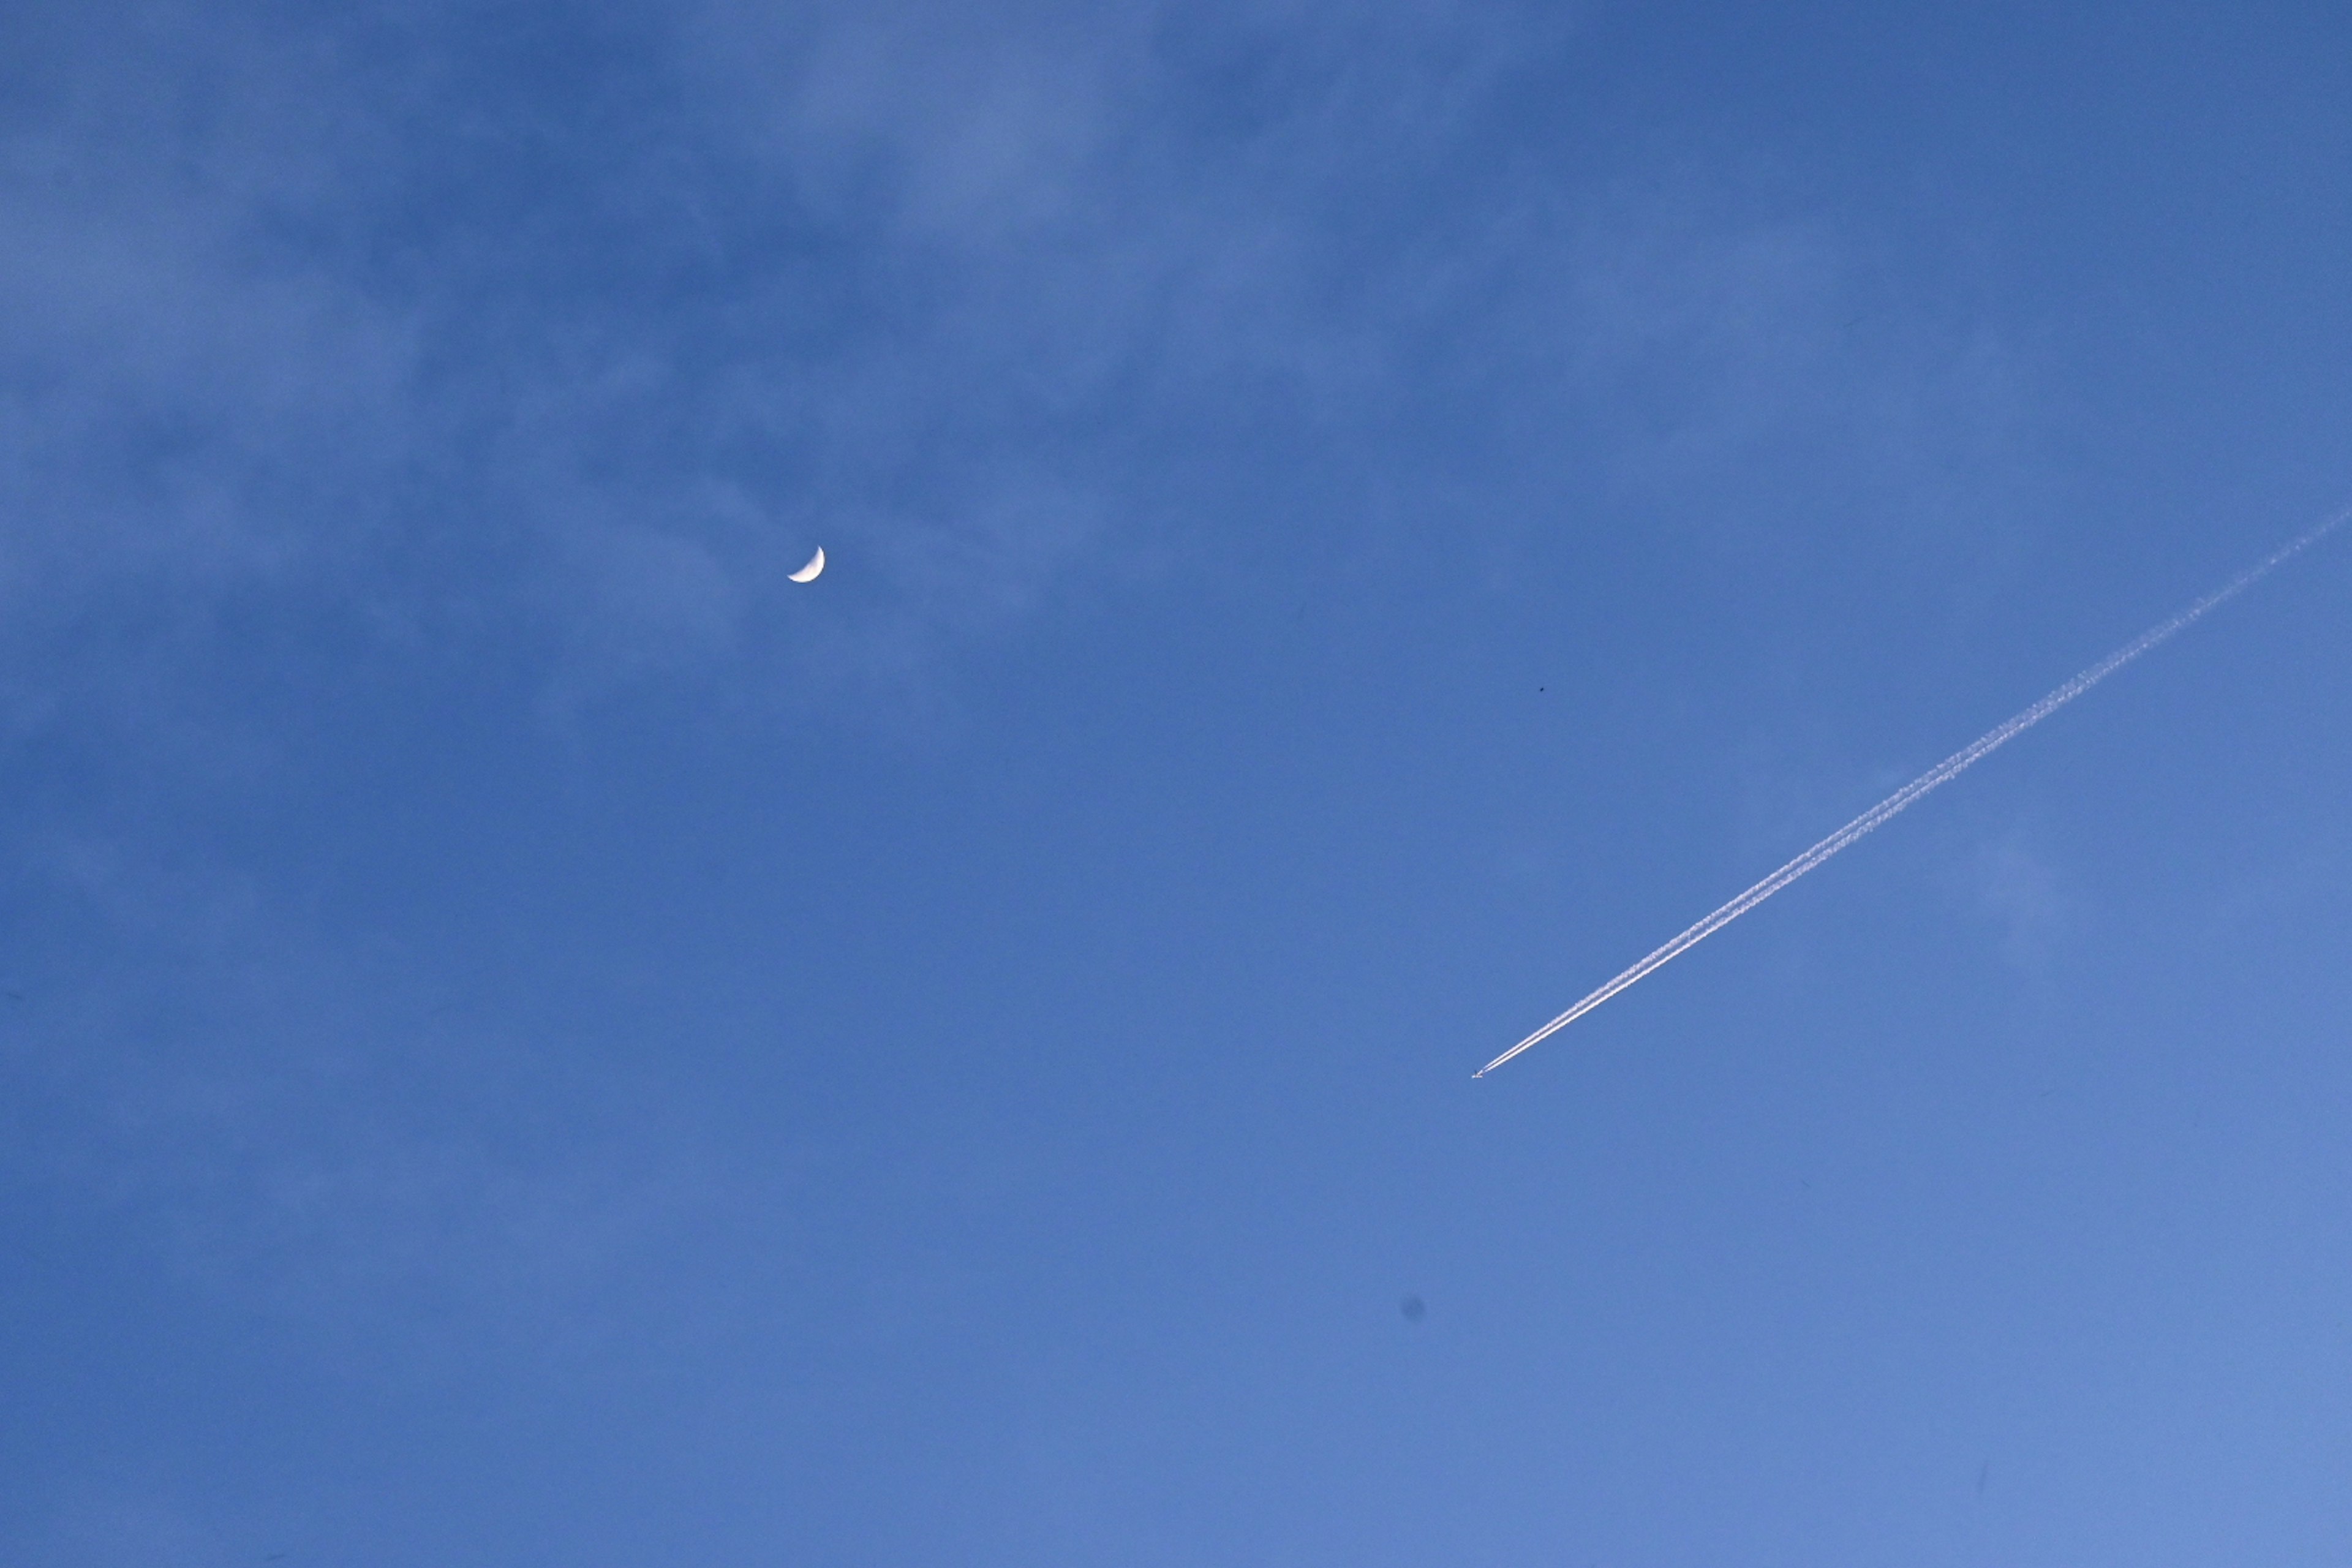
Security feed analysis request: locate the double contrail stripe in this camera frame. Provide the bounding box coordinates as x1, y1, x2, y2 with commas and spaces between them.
1477, 507, 2351, 1078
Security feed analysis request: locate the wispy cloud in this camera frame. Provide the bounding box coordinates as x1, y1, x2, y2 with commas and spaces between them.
4, 1, 2021, 726
1966, 832, 2073, 972
1, 831, 736, 1365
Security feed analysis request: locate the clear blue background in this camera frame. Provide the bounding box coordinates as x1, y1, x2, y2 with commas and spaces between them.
4, 2, 2350, 1562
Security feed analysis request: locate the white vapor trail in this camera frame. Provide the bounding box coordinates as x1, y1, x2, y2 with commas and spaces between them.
1477, 508, 2350, 1077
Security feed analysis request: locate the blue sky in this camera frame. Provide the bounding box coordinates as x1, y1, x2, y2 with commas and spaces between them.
4, 2, 2350, 1562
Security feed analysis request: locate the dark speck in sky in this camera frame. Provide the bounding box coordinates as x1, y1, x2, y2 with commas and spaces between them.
1400, 1294, 1427, 1322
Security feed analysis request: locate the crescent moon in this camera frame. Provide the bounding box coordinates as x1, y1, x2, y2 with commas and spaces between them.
788, 546, 826, 584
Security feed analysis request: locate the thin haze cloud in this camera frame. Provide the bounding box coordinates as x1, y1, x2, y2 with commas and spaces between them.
1479, 506, 2352, 1077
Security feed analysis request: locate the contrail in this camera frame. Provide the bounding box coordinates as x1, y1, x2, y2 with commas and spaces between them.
1477, 507, 2350, 1078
